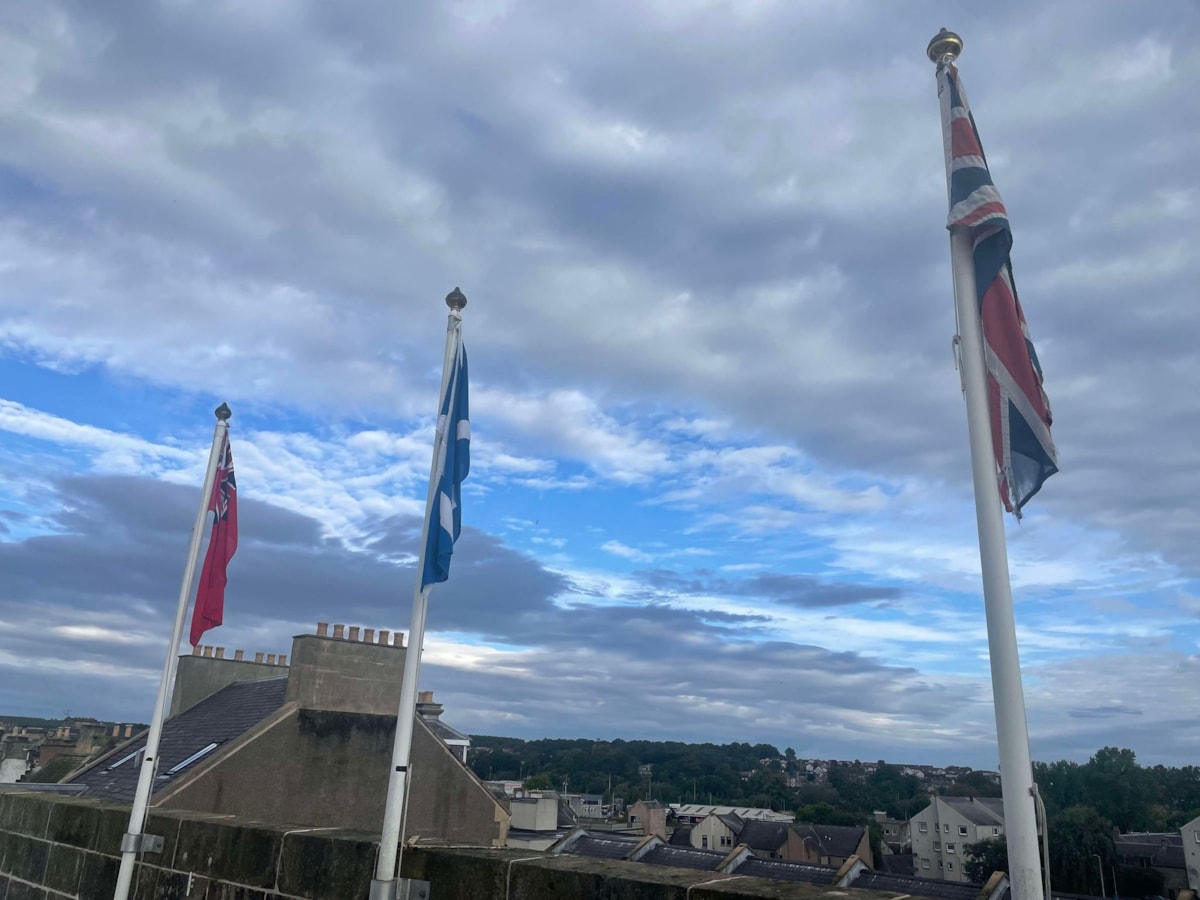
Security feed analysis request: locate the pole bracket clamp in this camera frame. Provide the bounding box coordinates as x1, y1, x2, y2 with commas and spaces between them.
120, 832, 165, 854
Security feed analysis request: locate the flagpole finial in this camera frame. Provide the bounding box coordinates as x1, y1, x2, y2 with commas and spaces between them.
214, 402, 232, 422
926, 28, 963, 66
445, 287, 468, 311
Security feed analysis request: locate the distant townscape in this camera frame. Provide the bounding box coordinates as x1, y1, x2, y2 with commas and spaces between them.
6, 658, 1199, 900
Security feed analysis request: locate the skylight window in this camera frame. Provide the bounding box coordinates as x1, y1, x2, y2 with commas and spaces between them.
166, 743, 219, 775
107, 748, 144, 770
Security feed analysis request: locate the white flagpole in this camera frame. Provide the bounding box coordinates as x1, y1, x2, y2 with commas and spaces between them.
371, 288, 466, 900
113, 403, 231, 900
928, 30, 1044, 900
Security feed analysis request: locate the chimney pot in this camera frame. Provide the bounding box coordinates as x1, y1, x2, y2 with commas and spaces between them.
112, 725, 119, 737
266, 653, 276, 665
333, 624, 345, 639
124, 724, 132, 737
393, 632, 405, 647
378, 630, 390, 645
278, 654, 287, 666
364, 628, 376, 643
234, 649, 244, 661
348, 626, 361, 642
254, 652, 264, 663
418, 691, 433, 703
317, 622, 329, 637
215, 647, 225, 659
191, 645, 201, 656
202, 646, 213, 658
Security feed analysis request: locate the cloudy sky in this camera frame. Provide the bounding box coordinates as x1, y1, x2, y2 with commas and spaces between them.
1, 0, 1197, 770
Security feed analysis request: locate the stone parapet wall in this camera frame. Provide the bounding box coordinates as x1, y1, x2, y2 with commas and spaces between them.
0, 791, 894, 900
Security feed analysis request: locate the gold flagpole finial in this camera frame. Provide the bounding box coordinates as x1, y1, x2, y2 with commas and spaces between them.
926, 28, 963, 66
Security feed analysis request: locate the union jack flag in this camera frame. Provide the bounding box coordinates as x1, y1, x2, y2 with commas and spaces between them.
939, 63, 1057, 517
190, 432, 238, 645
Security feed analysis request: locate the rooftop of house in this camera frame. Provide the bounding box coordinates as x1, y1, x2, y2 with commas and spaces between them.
674, 803, 794, 822
1115, 831, 1185, 869
938, 796, 1006, 827
67, 678, 289, 803
551, 826, 1008, 900
790, 822, 866, 859
737, 819, 790, 852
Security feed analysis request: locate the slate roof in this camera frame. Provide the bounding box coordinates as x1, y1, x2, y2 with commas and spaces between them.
790, 823, 865, 860
716, 811, 744, 833
668, 825, 693, 846
942, 796, 1007, 827
1115, 832, 1185, 869
67, 678, 288, 803
422, 717, 469, 744
738, 819, 789, 852
557, 828, 1006, 900
880, 853, 916, 875
852, 872, 992, 900
638, 845, 725, 871
733, 857, 836, 884
570, 834, 639, 860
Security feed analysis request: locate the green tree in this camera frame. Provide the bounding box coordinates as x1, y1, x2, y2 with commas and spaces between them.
1082, 748, 1154, 831
1046, 805, 1116, 895
963, 837, 1008, 882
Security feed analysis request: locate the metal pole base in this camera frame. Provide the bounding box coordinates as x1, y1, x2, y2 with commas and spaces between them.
369, 878, 430, 900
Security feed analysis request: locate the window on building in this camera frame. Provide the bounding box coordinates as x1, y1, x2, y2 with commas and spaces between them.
959, 826, 968, 836
922, 859, 930, 869
702, 835, 709, 849
919, 822, 928, 833
938, 860, 944, 869
948, 862, 954, 871
946, 843, 955, 854
933, 841, 941, 851
1194, 830, 1200, 843
943, 824, 950, 833
993, 827, 1000, 835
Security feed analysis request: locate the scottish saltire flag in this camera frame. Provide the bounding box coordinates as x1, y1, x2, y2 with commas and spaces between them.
190, 432, 238, 645
421, 332, 470, 589
939, 64, 1058, 517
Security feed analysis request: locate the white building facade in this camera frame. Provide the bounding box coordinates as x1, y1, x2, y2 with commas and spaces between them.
909, 796, 1005, 882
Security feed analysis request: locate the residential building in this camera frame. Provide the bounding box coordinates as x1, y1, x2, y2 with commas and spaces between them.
1115, 831, 1188, 895
910, 796, 1006, 882
1182, 814, 1200, 892
65, 622, 509, 846
690, 811, 744, 851
874, 810, 911, 853
787, 823, 873, 868
738, 820, 789, 859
